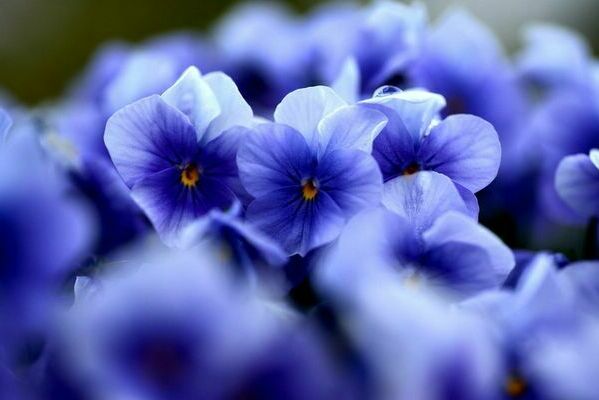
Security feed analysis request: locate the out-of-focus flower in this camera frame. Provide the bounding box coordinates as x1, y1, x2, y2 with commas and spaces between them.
0, 116, 94, 364
238, 86, 386, 256
62, 249, 352, 400
0, 107, 12, 143
517, 24, 594, 95
408, 9, 527, 142
463, 255, 599, 399
363, 88, 500, 213
320, 171, 513, 298
105, 66, 253, 245
319, 273, 502, 399
213, 3, 312, 114
555, 149, 599, 218
308, 1, 427, 99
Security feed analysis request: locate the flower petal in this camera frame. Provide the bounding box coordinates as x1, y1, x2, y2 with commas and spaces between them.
131, 167, 235, 246
362, 89, 446, 141
104, 95, 197, 188
423, 211, 515, 291
0, 108, 12, 143
246, 187, 345, 256
331, 57, 360, 103
382, 171, 470, 232
317, 149, 383, 215
555, 153, 599, 218
317, 105, 387, 157
204, 71, 254, 142
274, 86, 346, 150
418, 114, 500, 192
237, 123, 312, 198
161, 66, 221, 141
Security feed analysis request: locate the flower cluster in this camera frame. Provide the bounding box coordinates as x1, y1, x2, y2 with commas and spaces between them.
1, 2, 599, 399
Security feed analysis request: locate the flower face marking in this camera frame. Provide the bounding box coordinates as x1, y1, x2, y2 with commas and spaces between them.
180, 163, 200, 188
402, 162, 420, 176
301, 178, 319, 201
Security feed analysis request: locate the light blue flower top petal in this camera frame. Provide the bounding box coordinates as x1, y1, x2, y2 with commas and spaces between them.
555, 149, 599, 218
0, 108, 12, 143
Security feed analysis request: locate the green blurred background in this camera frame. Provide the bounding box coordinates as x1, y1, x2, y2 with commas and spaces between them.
0, 0, 597, 104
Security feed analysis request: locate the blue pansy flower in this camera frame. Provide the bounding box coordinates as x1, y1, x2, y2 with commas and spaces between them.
462, 255, 599, 399
517, 24, 594, 95
308, 1, 426, 99
0, 120, 94, 362
555, 149, 599, 218
105, 66, 253, 245
213, 3, 311, 114
408, 9, 527, 142
321, 172, 514, 298
363, 88, 501, 214
65, 250, 351, 400
318, 273, 502, 399
237, 86, 387, 256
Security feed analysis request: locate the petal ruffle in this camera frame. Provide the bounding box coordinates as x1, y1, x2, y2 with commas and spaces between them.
274, 86, 346, 150
317, 105, 387, 157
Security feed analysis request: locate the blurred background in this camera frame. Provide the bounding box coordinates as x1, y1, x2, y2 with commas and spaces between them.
0, 0, 597, 104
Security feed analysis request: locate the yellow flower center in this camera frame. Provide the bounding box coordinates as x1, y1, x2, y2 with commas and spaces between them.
180, 164, 200, 188
403, 162, 420, 176
504, 375, 527, 397
301, 179, 319, 201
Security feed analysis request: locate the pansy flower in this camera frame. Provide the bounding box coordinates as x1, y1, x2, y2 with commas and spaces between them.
238, 86, 387, 256
321, 172, 514, 298
105, 66, 253, 245
363, 88, 501, 214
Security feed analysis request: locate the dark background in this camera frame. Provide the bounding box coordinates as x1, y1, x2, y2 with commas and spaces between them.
0, 0, 597, 104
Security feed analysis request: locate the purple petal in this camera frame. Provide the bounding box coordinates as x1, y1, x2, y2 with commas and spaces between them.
317, 105, 387, 157
0, 108, 12, 143
382, 171, 470, 232
237, 123, 313, 198
131, 167, 235, 246
418, 114, 500, 193
317, 149, 383, 215
454, 183, 480, 220
363, 89, 446, 141
204, 72, 254, 142
161, 66, 221, 140
246, 187, 345, 256
370, 104, 418, 180
274, 86, 346, 150
555, 152, 599, 218
423, 211, 515, 292
104, 95, 197, 188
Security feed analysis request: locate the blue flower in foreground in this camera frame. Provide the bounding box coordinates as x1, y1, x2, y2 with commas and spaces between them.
237, 86, 387, 256
462, 255, 599, 399
105, 66, 253, 245
318, 276, 502, 399
555, 149, 599, 218
65, 250, 350, 400
364, 88, 501, 214
321, 172, 513, 298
